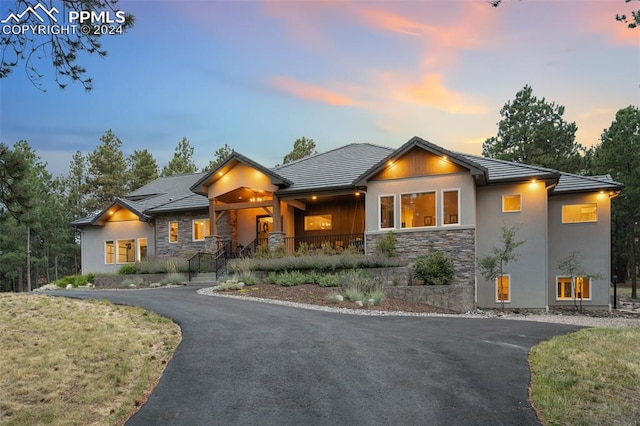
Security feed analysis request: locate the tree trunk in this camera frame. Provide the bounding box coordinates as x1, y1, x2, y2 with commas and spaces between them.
26, 225, 31, 292
631, 222, 637, 299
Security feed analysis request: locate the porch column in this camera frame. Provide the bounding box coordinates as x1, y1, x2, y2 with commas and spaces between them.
210, 198, 217, 236
268, 231, 285, 253
272, 195, 281, 232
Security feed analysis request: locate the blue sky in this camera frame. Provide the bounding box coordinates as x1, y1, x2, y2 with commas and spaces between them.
1, 0, 638, 177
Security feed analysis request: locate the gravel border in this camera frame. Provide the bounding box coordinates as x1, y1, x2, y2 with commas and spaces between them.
197, 287, 640, 328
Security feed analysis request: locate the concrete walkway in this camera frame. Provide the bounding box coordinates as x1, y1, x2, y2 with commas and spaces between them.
57, 286, 581, 425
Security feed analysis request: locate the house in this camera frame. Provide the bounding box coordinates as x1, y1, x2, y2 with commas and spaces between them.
72, 136, 622, 311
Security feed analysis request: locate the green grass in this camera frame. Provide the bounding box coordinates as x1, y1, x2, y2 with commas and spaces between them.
0, 294, 181, 425
530, 327, 640, 425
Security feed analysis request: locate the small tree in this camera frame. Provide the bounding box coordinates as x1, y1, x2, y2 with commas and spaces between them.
477, 225, 524, 311
557, 250, 604, 312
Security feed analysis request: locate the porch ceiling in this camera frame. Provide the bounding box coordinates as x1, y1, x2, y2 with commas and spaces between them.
216, 187, 272, 204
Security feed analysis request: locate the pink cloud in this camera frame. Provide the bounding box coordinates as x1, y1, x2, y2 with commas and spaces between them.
354, 7, 437, 37
395, 73, 487, 114
269, 76, 358, 106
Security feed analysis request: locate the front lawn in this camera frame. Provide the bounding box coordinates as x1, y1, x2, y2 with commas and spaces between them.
0, 294, 181, 425
530, 327, 640, 425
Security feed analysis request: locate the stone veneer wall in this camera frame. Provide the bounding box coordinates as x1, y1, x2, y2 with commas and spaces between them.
156, 211, 232, 257
366, 228, 476, 312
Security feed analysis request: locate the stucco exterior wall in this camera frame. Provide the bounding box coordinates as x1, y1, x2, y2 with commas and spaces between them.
475, 181, 548, 309
547, 192, 612, 308
364, 173, 477, 232
79, 220, 155, 274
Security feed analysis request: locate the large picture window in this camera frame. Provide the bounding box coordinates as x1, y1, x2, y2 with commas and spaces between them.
502, 194, 521, 212
556, 276, 591, 300
401, 192, 435, 228
169, 221, 178, 243
304, 214, 332, 231
192, 219, 210, 241
380, 195, 395, 229
443, 190, 459, 225
117, 239, 135, 263
562, 204, 597, 223
496, 275, 510, 303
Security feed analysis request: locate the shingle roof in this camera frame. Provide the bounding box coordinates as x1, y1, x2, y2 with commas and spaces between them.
457, 153, 560, 182
128, 173, 206, 198
273, 143, 393, 195
554, 173, 623, 194
73, 139, 624, 226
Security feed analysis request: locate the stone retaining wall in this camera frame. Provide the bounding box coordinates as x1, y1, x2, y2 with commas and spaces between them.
384, 284, 474, 313
94, 273, 173, 289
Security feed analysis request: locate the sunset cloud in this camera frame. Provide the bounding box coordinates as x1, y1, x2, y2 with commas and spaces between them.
269, 76, 358, 107
354, 8, 437, 37
395, 73, 487, 114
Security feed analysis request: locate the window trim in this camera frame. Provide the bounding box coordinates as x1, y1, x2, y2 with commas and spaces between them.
441, 188, 460, 226
502, 194, 522, 213
400, 190, 437, 229
379, 194, 396, 230
555, 275, 592, 301
137, 238, 148, 262
562, 203, 598, 224
495, 274, 511, 303
192, 218, 210, 241
169, 221, 179, 243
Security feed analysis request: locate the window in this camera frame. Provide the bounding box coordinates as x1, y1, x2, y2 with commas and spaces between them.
401, 192, 435, 228
304, 214, 332, 231
556, 276, 591, 300
117, 239, 135, 263
496, 275, 510, 303
169, 221, 178, 243
443, 190, 459, 225
192, 219, 210, 241
502, 194, 521, 212
138, 238, 148, 261
562, 204, 597, 223
105, 241, 115, 264
380, 195, 395, 229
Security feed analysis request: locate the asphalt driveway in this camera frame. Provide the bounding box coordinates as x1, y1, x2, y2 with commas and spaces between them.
57, 286, 581, 425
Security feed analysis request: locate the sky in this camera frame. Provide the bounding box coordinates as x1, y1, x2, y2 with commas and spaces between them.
0, 0, 638, 177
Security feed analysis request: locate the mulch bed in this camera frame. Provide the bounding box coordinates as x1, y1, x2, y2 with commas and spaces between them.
221, 283, 455, 314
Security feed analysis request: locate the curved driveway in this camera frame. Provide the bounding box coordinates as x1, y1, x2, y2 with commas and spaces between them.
59, 286, 580, 425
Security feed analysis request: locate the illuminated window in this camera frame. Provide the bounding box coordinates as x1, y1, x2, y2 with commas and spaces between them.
192, 219, 211, 241
117, 239, 135, 263
105, 241, 115, 264
138, 238, 148, 261
496, 275, 510, 303
443, 190, 459, 225
556, 276, 591, 300
562, 204, 597, 223
169, 221, 178, 243
401, 192, 435, 228
380, 195, 395, 229
304, 214, 332, 231
502, 194, 521, 212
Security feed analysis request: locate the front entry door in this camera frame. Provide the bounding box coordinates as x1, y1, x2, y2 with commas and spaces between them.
256, 216, 273, 245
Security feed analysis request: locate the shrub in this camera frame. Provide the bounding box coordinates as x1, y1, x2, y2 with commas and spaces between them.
344, 288, 364, 303
317, 272, 344, 287
227, 253, 405, 274
241, 274, 258, 286
376, 231, 397, 257
118, 264, 137, 275
343, 269, 375, 295
274, 270, 307, 287
413, 250, 455, 285
320, 241, 335, 256
368, 289, 386, 306
162, 273, 187, 285
121, 276, 143, 287
295, 242, 314, 256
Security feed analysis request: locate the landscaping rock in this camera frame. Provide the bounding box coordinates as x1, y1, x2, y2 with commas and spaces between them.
355, 301, 363, 307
